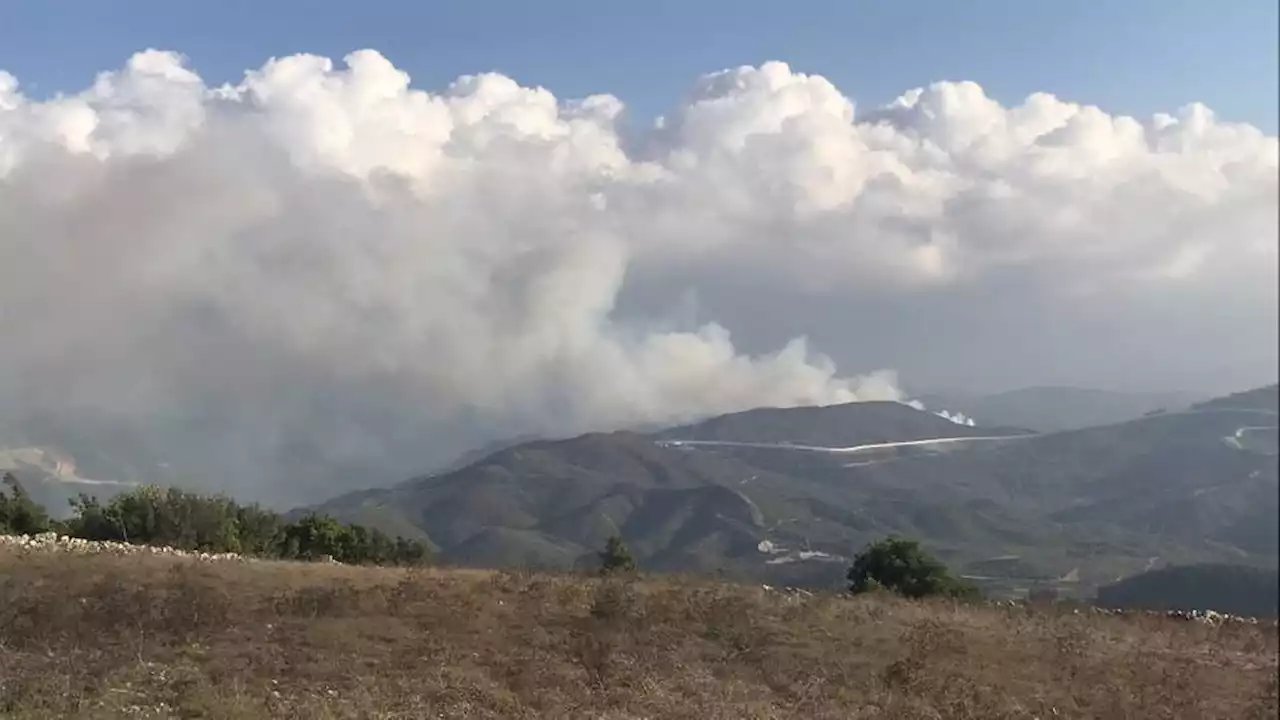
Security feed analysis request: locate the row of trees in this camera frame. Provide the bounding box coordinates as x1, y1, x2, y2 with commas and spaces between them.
0, 472, 432, 566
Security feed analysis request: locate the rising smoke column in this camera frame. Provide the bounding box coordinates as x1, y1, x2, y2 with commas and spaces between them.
0, 52, 1274, 504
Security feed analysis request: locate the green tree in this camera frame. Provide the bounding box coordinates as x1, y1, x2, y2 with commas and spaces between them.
277, 513, 431, 566
598, 534, 637, 575
392, 536, 431, 565
847, 536, 976, 599
233, 503, 287, 556
0, 471, 52, 535
63, 485, 240, 551
64, 493, 126, 541
280, 513, 348, 560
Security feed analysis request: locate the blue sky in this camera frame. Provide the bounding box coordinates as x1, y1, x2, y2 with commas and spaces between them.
1, 0, 1276, 132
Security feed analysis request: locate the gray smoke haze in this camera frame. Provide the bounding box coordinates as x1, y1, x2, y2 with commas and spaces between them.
1, 51, 1275, 505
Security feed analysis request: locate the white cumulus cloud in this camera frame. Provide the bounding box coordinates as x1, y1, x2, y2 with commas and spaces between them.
0, 51, 1274, 504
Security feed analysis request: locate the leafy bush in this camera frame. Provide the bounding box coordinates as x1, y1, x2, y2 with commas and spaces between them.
598, 535, 637, 575
0, 472, 52, 535
847, 536, 976, 600
58, 485, 431, 566
281, 513, 430, 566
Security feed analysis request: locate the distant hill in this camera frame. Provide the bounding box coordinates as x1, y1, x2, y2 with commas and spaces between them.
1096, 564, 1279, 618
304, 401, 1017, 584
303, 386, 1279, 593
304, 429, 797, 576
915, 387, 1206, 433
1190, 384, 1279, 414
0, 446, 139, 516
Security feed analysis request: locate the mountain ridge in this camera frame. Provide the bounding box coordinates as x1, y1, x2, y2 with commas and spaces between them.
304, 385, 1279, 595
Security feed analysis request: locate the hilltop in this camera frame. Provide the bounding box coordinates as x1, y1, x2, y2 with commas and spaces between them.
1, 545, 1274, 719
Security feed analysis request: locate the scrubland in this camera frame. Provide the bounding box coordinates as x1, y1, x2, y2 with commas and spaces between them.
0, 546, 1276, 719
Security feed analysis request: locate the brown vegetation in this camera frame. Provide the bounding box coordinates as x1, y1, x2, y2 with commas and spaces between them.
0, 547, 1276, 719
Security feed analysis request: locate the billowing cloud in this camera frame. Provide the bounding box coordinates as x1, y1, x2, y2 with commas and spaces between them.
0, 51, 1274, 504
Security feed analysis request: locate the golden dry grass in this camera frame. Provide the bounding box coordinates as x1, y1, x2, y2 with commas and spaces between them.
0, 548, 1276, 719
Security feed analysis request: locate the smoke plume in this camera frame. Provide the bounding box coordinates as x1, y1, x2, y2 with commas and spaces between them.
1, 51, 1274, 504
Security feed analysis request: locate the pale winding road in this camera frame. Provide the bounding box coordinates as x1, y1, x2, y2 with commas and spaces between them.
657, 405, 1279, 457
1223, 425, 1279, 450
656, 434, 1030, 455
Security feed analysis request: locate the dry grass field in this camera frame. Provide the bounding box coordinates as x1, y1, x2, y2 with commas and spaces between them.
0, 547, 1276, 719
